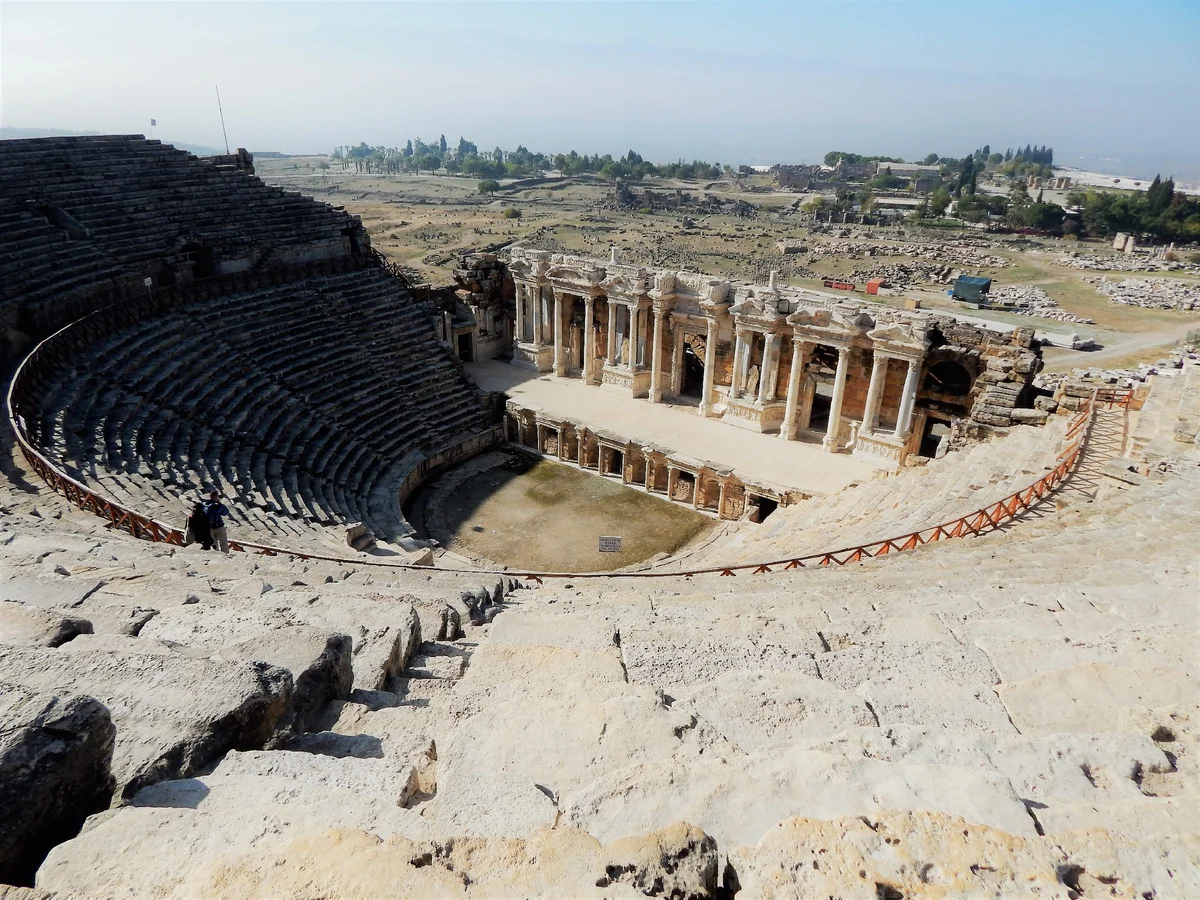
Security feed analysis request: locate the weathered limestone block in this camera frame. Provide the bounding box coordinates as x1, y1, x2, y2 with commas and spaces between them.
809, 726, 1170, 810
41, 819, 721, 899
0, 601, 92, 647
0, 575, 104, 611
137, 595, 420, 692
598, 822, 718, 898
815, 639, 999, 692
37, 750, 435, 899
436, 604, 463, 641
565, 748, 1035, 847
0, 646, 291, 801
673, 670, 876, 754
727, 810, 1200, 900
217, 627, 353, 741
0, 684, 114, 886
998, 663, 1199, 736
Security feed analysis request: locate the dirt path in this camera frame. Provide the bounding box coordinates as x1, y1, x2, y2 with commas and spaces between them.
1043, 319, 1198, 371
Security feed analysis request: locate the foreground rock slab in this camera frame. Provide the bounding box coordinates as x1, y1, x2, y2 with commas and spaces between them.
0, 646, 291, 801
39, 819, 718, 899
0, 684, 114, 886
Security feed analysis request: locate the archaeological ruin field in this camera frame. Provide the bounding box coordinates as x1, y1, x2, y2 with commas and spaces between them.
0, 136, 1198, 900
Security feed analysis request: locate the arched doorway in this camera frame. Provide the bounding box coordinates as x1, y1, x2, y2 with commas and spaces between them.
923, 360, 972, 396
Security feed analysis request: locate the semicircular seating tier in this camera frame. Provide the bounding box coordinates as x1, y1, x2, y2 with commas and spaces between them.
17, 269, 491, 546
0, 134, 369, 364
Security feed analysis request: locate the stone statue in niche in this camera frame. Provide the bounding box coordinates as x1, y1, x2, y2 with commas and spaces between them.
746, 365, 760, 398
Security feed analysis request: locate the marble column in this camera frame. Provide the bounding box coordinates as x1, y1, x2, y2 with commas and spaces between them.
823, 346, 851, 452
717, 479, 729, 518
514, 284, 525, 346
862, 353, 889, 433
700, 317, 718, 417
798, 377, 816, 430
628, 307, 640, 370
552, 291, 565, 377
730, 329, 747, 399
531, 285, 543, 346
582, 295, 596, 384
649, 307, 666, 402
780, 339, 810, 441
670, 326, 684, 396
606, 302, 618, 365
759, 334, 782, 404
894, 357, 921, 439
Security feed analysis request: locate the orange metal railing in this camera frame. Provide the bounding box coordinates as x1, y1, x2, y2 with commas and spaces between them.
8, 297, 1131, 580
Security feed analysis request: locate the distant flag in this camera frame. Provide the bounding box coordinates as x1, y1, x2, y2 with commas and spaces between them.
150, 118, 157, 127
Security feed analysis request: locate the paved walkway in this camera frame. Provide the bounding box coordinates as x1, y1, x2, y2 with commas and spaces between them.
467, 360, 882, 496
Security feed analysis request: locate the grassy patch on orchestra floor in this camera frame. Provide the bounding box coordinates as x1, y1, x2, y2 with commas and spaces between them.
440, 455, 713, 572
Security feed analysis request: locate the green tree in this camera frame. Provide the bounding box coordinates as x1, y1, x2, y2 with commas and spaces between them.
478, 179, 500, 196
439, 134, 448, 155
922, 153, 939, 165
929, 187, 952, 217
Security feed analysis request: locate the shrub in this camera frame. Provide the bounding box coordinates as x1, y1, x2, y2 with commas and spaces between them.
502, 207, 522, 219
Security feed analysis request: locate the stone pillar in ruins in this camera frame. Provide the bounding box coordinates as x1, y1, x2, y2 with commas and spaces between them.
861, 352, 889, 433
553, 290, 566, 377
700, 317, 718, 418
606, 302, 618, 365
894, 357, 922, 439
514, 284, 526, 346
583, 295, 596, 384
730, 328, 747, 399
780, 339, 813, 441
649, 305, 668, 403
823, 345, 851, 452
759, 334, 782, 404
531, 285, 543, 346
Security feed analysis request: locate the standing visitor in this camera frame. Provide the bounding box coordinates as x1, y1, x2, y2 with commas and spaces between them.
185, 497, 212, 550
204, 490, 231, 553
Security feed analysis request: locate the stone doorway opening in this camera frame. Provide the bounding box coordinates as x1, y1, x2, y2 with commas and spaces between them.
672, 470, 696, 504
457, 333, 474, 362
809, 386, 833, 431
747, 494, 778, 523
920, 417, 951, 458
925, 360, 972, 396
604, 448, 624, 477
681, 340, 706, 398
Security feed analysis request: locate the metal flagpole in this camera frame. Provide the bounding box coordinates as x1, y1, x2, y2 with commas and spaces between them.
215, 86, 229, 154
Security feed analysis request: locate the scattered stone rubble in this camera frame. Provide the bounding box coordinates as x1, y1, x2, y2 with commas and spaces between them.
1057, 251, 1199, 274
806, 239, 1009, 270
987, 285, 1095, 324
1035, 343, 1198, 394
847, 261, 957, 288
1090, 276, 1200, 311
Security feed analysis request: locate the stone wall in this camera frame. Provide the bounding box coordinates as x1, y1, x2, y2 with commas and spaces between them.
454, 253, 514, 360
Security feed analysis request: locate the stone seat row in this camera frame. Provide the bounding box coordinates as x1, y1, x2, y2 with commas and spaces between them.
681, 420, 1067, 569
0, 136, 364, 323
20, 269, 490, 545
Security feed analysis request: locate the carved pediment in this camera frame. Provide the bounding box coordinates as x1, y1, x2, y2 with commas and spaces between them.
787, 307, 832, 327
600, 272, 649, 299
868, 321, 930, 353
833, 309, 876, 333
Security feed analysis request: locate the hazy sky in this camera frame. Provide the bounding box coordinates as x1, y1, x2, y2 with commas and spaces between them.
3, 1, 1198, 177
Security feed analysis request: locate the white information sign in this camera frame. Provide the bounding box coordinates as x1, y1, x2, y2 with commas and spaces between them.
598, 535, 622, 553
